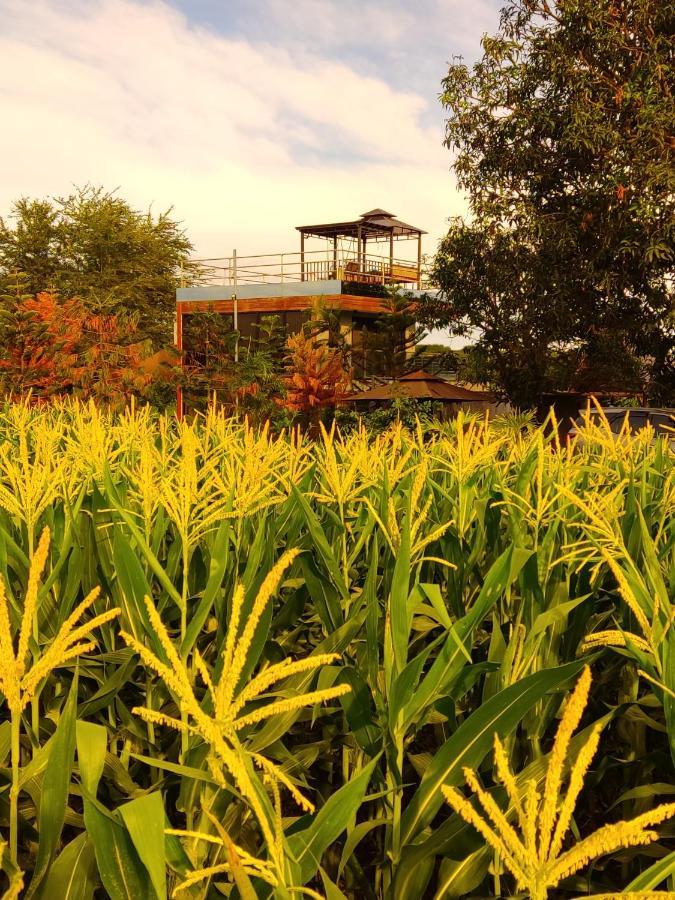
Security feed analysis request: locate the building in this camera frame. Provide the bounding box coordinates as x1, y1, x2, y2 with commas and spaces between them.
175, 209, 434, 412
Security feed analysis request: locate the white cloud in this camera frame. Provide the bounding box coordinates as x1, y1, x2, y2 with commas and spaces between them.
0, 0, 467, 263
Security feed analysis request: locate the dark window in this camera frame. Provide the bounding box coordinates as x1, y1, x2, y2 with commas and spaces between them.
649, 413, 675, 434
352, 315, 386, 377
237, 312, 260, 339
625, 413, 649, 433
285, 310, 304, 335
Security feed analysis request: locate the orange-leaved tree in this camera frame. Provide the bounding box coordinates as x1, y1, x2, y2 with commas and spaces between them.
77, 313, 155, 407
0, 291, 168, 407
283, 330, 350, 432
0, 291, 84, 398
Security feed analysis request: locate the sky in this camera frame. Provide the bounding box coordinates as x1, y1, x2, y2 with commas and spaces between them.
0, 0, 501, 263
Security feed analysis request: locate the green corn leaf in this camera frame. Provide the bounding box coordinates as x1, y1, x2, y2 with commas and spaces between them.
287, 756, 378, 885
300, 553, 344, 632
181, 516, 231, 656
35, 833, 97, 900
403, 545, 531, 729
290, 485, 350, 600
76, 722, 107, 797
337, 817, 390, 878
83, 802, 154, 900
25, 673, 78, 899
119, 793, 166, 900
112, 529, 154, 639
0, 721, 10, 766
624, 849, 675, 891
390, 510, 411, 674
434, 846, 492, 899
319, 866, 350, 900
248, 605, 368, 752
399, 658, 587, 849
103, 468, 182, 609
77, 721, 153, 900
129, 753, 219, 784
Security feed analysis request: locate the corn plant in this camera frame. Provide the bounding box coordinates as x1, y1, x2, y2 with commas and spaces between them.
0, 399, 672, 898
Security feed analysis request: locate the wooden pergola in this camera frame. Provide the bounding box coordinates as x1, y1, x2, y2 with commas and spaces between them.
296, 209, 426, 287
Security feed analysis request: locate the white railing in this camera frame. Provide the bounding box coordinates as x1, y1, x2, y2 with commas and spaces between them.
181, 248, 433, 289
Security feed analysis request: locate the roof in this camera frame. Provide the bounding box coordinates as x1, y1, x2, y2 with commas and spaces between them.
139, 347, 180, 374
345, 370, 491, 403
297, 209, 426, 240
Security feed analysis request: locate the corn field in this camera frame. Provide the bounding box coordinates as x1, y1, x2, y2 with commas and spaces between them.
0, 399, 673, 899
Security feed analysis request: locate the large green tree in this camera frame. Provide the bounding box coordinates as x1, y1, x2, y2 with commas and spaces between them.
0, 186, 197, 346
421, 0, 674, 408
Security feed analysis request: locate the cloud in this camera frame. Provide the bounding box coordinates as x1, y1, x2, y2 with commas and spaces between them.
182, 0, 502, 98
0, 0, 473, 263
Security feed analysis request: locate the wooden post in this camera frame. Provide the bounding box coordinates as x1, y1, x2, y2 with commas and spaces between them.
333, 235, 337, 278
416, 232, 422, 289
389, 232, 394, 284
300, 231, 305, 282
356, 223, 362, 275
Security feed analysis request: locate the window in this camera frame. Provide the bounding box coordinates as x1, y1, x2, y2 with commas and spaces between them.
649, 413, 675, 435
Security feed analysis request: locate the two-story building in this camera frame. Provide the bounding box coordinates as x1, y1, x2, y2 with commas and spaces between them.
175, 208, 434, 414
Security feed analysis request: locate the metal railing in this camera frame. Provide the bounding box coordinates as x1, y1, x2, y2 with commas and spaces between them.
180, 248, 433, 289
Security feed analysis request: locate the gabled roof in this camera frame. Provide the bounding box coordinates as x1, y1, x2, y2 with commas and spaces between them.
297, 208, 426, 240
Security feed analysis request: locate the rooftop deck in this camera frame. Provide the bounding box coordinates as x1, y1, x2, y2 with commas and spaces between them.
179, 247, 433, 297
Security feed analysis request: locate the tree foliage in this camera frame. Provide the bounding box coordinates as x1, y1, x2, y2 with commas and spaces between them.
361, 288, 427, 378
283, 330, 350, 430
421, 0, 674, 408
0, 186, 196, 346
0, 290, 159, 407
311, 289, 427, 379
182, 309, 290, 424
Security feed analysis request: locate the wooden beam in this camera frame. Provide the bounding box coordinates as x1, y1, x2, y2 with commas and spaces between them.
178, 294, 397, 316
300, 231, 305, 282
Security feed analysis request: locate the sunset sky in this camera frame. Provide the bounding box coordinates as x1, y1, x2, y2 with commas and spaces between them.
0, 0, 501, 259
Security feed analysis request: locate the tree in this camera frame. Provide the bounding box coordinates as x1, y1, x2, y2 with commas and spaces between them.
311, 289, 427, 379
420, 0, 674, 408
182, 308, 237, 408
360, 288, 427, 378
234, 316, 289, 425
182, 309, 289, 424
0, 186, 196, 347
0, 290, 83, 398
283, 331, 350, 432
0, 290, 159, 407
75, 313, 156, 407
